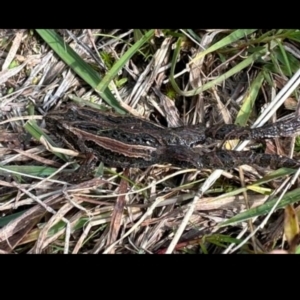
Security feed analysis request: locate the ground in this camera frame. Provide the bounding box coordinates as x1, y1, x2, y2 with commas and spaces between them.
0, 29, 299, 254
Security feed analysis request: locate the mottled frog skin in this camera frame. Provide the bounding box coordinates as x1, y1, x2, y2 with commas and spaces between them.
45, 104, 300, 174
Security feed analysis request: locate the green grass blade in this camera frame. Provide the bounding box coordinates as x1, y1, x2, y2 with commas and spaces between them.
0, 211, 25, 227
170, 42, 267, 97
0, 165, 59, 177
190, 29, 257, 63
251, 168, 297, 186
96, 29, 155, 94
220, 187, 300, 227
235, 71, 265, 126
277, 41, 292, 76
35, 29, 126, 114
24, 121, 67, 161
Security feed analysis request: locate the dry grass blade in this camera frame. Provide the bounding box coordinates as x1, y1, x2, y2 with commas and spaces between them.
107, 169, 129, 248
284, 205, 299, 253
0, 194, 63, 247
30, 201, 72, 254
2, 30, 24, 71
103, 195, 166, 254
128, 37, 172, 108
36, 29, 126, 114
0, 58, 33, 85
151, 87, 182, 127
96, 30, 155, 95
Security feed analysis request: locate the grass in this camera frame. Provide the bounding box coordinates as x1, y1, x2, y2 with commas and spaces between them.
0, 29, 300, 253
